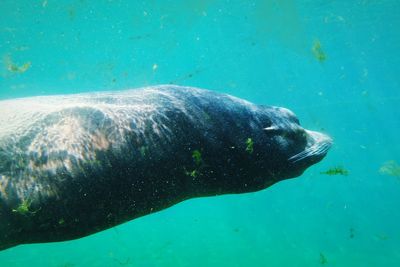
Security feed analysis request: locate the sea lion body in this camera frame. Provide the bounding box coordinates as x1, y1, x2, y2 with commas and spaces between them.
0, 85, 331, 250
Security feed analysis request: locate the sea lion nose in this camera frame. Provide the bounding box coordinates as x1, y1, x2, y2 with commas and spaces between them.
288, 130, 332, 164
305, 130, 333, 148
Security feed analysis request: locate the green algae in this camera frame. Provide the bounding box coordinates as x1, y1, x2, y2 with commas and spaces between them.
319, 252, 327, 265
184, 168, 199, 178
349, 227, 355, 239
320, 166, 349, 176
9, 61, 31, 73
189, 170, 198, 178
184, 149, 204, 178
379, 160, 400, 177
4, 54, 31, 73
192, 150, 202, 166
139, 146, 148, 157
12, 199, 37, 216
312, 40, 327, 62
245, 138, 254, 154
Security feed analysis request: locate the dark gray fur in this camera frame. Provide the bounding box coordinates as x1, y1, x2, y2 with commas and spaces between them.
0, 85, 331, 250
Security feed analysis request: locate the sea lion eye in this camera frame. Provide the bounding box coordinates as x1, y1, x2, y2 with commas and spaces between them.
263, 126, 283, 135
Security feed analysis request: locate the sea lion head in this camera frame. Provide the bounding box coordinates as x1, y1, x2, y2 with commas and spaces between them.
249, 105, 332, 184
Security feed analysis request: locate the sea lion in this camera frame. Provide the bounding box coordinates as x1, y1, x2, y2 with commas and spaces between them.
0, 85, 331, 250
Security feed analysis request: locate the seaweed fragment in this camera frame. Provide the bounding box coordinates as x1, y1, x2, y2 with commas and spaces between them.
4, 54, 31, 73
12, 199, 39, 216
185, 169, 198, 178
374, 233, 389, 241
319, 252, 327, 265
379, 160, 400, 177
184, 149, 204, 178
312, 40, 327, 62
139, 146, 148, 157
192, 149, 202, 166
320, 166, 349, 176
113, 257, 131, 266
349, 227, 355, 239
245, 138, 254, 154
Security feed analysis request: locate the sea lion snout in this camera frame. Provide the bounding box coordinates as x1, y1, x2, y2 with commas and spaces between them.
288, 129, 332, 165
261, 105, 332, 167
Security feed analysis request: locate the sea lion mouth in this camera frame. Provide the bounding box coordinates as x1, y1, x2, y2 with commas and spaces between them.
288, 130, 332, 164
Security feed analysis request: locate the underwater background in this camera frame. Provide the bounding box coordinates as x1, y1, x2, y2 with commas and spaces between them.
1, 0, 399, 266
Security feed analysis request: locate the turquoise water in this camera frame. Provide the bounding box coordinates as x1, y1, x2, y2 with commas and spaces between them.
1, 0, 400, 266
